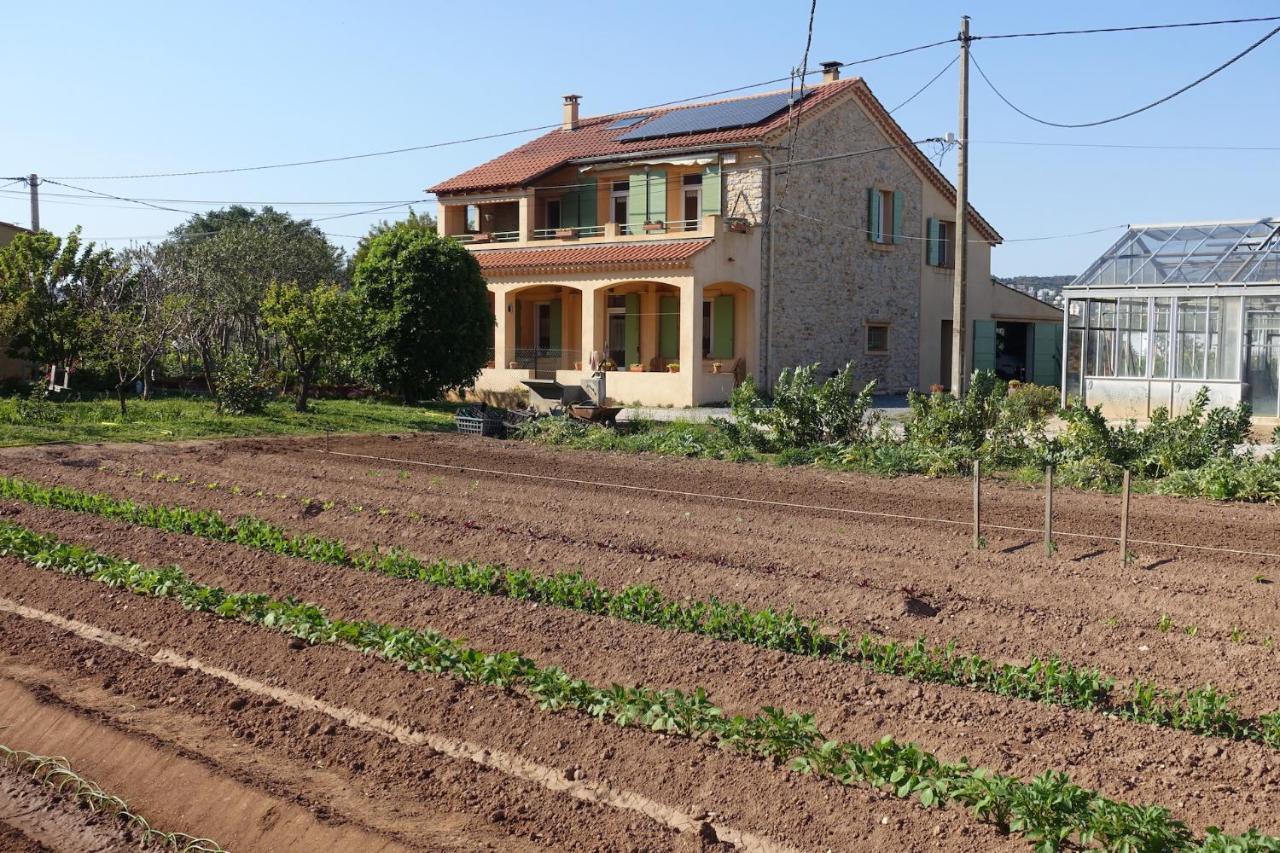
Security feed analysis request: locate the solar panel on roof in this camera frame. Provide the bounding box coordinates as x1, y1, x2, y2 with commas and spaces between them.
607, 115, 649, 129
617, 90, 806, 142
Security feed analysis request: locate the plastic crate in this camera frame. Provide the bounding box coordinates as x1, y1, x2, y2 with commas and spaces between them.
455, 409, 505, 438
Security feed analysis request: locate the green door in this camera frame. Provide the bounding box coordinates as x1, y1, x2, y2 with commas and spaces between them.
972, 320, 996, 374
548, 298, 562, 351
712, 295, 735, 359
1033, 322, 1063, 387
659, 295, 679, 360
624, 293, 641, 366
701, 164, 721, 217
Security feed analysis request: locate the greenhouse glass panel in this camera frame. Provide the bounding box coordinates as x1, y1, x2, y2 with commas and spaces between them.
1207, 297, 1240, 380
1116, 297, 1148, 378
1176, 298, 1208, 379
1088, 300, 1116, 377
1152, 298, 1171, 379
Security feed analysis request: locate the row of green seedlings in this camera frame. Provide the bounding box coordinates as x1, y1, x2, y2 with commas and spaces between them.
0, 518, 1271, 853
94, 460, 1280, 648
0, 745, 224, 852
3, 474, 1278, 750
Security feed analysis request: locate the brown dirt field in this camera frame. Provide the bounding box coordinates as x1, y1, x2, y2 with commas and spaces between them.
1, 432, 1278, 848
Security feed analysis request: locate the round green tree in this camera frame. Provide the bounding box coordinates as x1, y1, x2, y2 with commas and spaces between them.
352, 226, 492, 403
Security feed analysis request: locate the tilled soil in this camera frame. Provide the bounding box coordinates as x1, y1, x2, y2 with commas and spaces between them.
5, 434, 1279, 706
1, 433, 1278, 847
0, 555, 1010, 853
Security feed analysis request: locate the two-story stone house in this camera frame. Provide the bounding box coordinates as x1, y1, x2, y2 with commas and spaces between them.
429, 64, 1060, 406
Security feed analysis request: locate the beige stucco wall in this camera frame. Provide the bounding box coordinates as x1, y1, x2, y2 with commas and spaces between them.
917, 187, 1061, 389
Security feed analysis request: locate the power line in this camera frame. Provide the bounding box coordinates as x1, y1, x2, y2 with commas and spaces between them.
970, 23, 1280, 128
887, 55, 958, 114
973, 139, 1280, 153
776, 205, 1125, 244
973, 14, 1280, 41
1, 188, 430, 206
45, 37, 958, 182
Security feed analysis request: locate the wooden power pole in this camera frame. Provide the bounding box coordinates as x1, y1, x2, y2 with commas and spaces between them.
949, 16, 970, 398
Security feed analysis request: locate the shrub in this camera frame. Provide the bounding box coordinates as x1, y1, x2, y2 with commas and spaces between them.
13, 384, 59, 424
213, 352, 270, 415
730, 363, 878, 451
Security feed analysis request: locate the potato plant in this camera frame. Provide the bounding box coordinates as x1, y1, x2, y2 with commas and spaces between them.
3, 475, 1277, 755
2, 518, 1274, 853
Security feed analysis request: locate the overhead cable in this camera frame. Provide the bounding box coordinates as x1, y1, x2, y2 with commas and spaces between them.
970, 23, 1280, 128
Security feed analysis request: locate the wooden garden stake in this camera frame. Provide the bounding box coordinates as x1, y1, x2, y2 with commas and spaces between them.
1120, 469, 1132, 565
1044, 464, 1054, 556
972, 459, 981, 549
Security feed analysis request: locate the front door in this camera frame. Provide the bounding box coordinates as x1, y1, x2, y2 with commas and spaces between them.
1246, 318, 1280, 418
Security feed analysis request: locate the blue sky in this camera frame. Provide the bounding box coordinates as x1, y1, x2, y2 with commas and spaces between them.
2, 1, 1277, 276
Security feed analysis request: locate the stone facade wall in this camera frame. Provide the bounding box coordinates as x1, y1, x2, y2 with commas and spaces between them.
762, 91, 923, 393
724, 165, 765, 226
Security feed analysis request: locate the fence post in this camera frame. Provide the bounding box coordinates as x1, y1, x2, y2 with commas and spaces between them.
972, 459, 981, 549
1044, 463, 1055, 556
1120, 469, 1132, 565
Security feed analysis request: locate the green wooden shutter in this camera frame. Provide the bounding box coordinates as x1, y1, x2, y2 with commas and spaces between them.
627, 174, 648, 229
1033, 322, 1063, 387
712, 295, 735, 359
867, 188, 880, 242
659, 296, 679, 359
972, 320, 996, 373
624, 293, 640, 366
647, 169, 667, 223
576, 179, 597, 228
892, 190, 904, 245
701, 164, 721, 216
926, 218, 941, 266
549, 298, 562, 350
560, 192, 578, 230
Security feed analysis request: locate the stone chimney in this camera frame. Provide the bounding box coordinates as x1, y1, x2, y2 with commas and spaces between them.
562, 94, 581, 130
820, 61, 841, 83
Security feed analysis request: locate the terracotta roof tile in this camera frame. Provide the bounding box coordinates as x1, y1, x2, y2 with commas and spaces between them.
474, 240, 711, 273
429, 80, 861, 195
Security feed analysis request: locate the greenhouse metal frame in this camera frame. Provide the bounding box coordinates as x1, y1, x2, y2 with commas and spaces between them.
1062, 218, 1280, 421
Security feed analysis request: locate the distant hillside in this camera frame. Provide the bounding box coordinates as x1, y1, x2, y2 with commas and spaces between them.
993, 275, 1074, 308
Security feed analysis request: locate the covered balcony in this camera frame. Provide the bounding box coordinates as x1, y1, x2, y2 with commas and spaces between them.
474, 277, 756, 408
438, 158, 733, 248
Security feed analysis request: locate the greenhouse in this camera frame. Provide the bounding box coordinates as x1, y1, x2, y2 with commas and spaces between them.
1062, 218, 1280, 422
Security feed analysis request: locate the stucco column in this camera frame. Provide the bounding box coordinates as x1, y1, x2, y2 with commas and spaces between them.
679, 277, 698, 402
518, 190, 535, 242
492, 288, 509, 369
581, 285, 599, 368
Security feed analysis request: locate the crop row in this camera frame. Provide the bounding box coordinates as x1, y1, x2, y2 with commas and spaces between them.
0, 744, 224, 851
1, 518, 1275, 852
3, 474, 1276, 750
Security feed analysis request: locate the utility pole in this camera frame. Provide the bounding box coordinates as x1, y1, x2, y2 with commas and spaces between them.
949, 16, 970, 398
27, 173, 39, 231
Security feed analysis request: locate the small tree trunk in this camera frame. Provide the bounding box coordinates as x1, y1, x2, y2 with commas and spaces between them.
117, 381, 128, 418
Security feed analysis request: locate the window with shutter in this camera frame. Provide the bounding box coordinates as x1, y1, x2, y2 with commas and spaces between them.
712, 295, 735, 359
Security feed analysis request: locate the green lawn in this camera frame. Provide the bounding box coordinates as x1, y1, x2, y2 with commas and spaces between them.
0, 396, 459, 447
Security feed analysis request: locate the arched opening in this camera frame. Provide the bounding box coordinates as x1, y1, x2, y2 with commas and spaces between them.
504, 285, 583, 378
699, 281, 755, 385
592, 281, 683, 373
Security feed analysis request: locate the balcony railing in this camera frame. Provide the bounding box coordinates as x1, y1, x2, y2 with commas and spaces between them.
454, 231, 521, 244
618, 219, 701, 235
532, 225, 607, 240
511, 347, 574, 380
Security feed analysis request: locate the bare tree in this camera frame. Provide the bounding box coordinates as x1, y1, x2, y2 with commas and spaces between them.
85, 246, 184, 416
